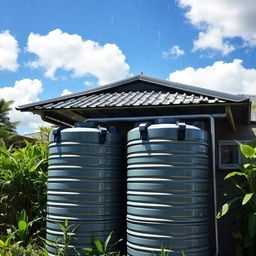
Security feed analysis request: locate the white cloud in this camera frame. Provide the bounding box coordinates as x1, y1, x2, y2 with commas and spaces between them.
61, 89, 72, 96
193, 28, 234, 55
162, 45, 185, 58
0, 79, 48, 132
168, 59, 256, 94
177, 0, 256, 54
84, 81, 93, 86
26, 29, 130, 85
0, 31, 19, 71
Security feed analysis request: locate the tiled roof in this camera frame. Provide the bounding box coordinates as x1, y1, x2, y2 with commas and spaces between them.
33, 91, 225, 110
16, 75, 250, 126
17, 74, 248, 111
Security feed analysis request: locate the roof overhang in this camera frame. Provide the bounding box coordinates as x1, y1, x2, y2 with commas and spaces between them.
16, 74, 251, 127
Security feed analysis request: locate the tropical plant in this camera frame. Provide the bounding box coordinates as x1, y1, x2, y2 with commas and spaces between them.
0, 208, 47, 256
83, 231, 122, 256
153, 245, 172, 256
153, 246, 186, 256
217, 143, 256, 255
0, 232, 21, 252
0, 98, 20, 147
9, 209, 42, 246
0, 99, 18, 132
41, 219, 80, 256
0, 139, 48, 235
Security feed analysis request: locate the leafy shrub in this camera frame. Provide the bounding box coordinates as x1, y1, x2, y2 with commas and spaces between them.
0, 243, 45, 256
217, 143, 256, 255
42, 219, 80, 256
0, 209, 47, 256
0, 139, 48, 236
83, 231, 122, 256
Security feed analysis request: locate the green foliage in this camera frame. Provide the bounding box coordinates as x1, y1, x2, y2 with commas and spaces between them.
0, 139, 48, 236
83, 231, 122, 256
152, 246, 186, 256
41, 220, 80, 256
217, 143, 256, 255
153, 245, 172, 256
0, 209, 45, 256
8, 209, 42, 246
55, 220, 80, 256
0, 99, 18, 132
37, 127, 53, 143
42, 221, 122, 256
0, 233, 20, 250
0, 99, 19, 147
0, 243, 45, 256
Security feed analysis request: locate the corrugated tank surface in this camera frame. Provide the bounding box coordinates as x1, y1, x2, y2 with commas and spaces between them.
46, 124, 124, 255
127, 122, 209, 256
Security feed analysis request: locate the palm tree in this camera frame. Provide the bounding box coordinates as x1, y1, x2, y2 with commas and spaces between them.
0, 98, 19, 145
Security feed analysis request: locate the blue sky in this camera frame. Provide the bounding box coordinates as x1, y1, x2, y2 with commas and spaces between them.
0, 0, 256, 133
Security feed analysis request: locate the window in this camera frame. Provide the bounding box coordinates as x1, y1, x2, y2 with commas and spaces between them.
218, 140, 250, 169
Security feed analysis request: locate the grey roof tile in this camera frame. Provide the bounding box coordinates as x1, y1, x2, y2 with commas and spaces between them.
17, 74, 249, 112
31, 91, 226, 110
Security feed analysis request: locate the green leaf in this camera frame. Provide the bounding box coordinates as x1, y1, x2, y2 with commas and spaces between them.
5, 234, 14, 247
161, 246, 165, 256
216, 203, 229, 219
42, 248, 49, 256
109, 238, 123, 250
242, 193, 254, 205
82, 247, 93, 252
216, 198, 241, 219
104, 231, 113, 251
93, 235, 103, 252
240, 144, 255, 158
57, 223, 65, 233
225, 171, 245, 180
18, 220, 27, 231
40, 236, 57, 246
0, 240, 5, 248
19, 209, 28, 223
70, 224, 80, 233
181, 251, 186, 256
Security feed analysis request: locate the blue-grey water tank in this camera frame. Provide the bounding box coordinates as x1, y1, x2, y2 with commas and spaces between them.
127, 121, 209, 256
46, 123, 124, 255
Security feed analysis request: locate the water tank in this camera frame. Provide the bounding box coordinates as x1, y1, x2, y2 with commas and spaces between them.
46, 123, 124, 255
127, 121, 209, 256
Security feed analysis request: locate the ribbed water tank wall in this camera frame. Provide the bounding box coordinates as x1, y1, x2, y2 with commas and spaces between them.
127, 121, 209, 256
46, 123, 124, 255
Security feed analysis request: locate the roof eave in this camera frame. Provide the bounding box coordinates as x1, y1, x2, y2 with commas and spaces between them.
16, 75, 142, 111
16, 74, 249, 111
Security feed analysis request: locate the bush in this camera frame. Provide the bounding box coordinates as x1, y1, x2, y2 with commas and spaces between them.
0, 243, 45, 256
0, 139, 48, 237
217, 143, 256, 255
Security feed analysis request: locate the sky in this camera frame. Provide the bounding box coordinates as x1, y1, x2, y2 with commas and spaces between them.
0, 0, 256, 133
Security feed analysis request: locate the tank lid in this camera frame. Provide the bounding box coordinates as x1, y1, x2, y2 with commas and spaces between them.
74, 121, 98, 128
154, 118, 178, 124
133, 121, 152, 128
